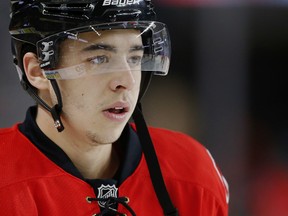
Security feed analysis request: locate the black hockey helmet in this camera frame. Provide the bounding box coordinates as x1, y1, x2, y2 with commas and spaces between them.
10, 0, 158, 45
9, 0, 171, 131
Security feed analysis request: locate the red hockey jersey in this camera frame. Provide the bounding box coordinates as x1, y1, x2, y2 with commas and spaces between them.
0, 124, 228, 215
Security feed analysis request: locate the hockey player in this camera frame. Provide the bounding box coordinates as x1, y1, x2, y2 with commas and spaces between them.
0, 0, 229, 215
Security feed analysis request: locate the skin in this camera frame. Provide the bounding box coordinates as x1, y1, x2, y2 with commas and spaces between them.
23, 29, 143, 179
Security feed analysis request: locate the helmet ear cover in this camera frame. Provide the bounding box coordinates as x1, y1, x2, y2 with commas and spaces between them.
38, 36, 65, 70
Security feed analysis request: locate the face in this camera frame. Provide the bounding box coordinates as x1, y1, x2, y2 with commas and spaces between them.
49, 29, 142, 145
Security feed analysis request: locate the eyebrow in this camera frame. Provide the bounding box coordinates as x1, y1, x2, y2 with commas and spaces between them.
129, 45, 144, 52
81, 43, 144, 53
82, 44, 116, 52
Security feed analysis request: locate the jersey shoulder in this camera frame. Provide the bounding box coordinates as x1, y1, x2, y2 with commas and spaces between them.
147, 126, 229, 206
148, 126, 212, 169
0, 125, 64, 189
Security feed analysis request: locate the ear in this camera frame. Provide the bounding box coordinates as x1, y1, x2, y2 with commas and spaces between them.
23, 52, 50, 90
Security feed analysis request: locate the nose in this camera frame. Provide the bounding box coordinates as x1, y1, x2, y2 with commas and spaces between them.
109, 68, 137, 92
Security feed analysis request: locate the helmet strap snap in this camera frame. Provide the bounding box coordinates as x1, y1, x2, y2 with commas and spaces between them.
50, 79, 64, 132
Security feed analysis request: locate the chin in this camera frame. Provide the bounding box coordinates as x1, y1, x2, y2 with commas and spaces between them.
86, 125, 125, 145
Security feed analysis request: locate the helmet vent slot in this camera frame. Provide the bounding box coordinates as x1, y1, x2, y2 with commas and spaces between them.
42, 3, 94, 18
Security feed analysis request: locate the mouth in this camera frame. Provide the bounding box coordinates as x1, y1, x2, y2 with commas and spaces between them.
105, 106, 129, 114
103, 102, 130, 122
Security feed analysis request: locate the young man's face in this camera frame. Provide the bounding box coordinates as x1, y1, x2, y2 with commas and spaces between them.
49, 29, 143, 145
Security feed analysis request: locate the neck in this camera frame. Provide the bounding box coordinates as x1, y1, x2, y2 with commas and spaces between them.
68, 144, 119, 179
36, 107, 119, 179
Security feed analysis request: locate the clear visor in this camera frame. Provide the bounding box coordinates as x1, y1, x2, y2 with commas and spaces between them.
37, 21, 170, 80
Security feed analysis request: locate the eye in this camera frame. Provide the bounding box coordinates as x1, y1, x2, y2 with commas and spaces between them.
127, 56, 142, 67
88, 55, 109, 65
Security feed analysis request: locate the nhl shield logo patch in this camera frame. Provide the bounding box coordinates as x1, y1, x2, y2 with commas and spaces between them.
97, 184, 118, 207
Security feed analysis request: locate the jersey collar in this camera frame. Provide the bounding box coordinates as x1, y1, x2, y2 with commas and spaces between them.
18, 106, 142, 185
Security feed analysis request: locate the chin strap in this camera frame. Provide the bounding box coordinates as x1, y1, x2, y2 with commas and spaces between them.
50, 80, 64, 132
132, 103, 178, 216
21, 78, 64, 132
